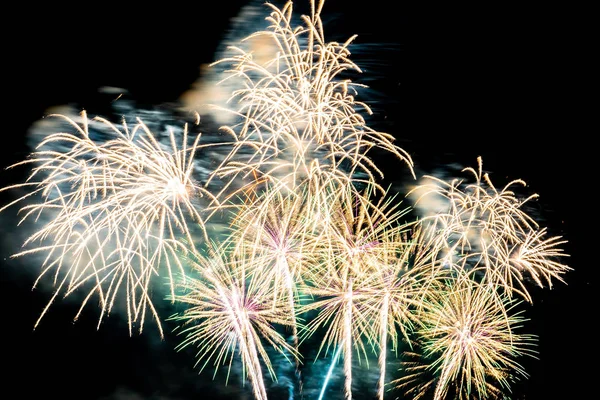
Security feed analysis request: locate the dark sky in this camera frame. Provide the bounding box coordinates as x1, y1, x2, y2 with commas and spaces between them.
1, 1, 592, 399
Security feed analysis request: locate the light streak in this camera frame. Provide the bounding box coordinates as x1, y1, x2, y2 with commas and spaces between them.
318, 345, 343, 400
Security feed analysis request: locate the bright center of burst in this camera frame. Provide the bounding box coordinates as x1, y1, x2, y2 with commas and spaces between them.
166, 178, 188, 199
458, 325, 474, 346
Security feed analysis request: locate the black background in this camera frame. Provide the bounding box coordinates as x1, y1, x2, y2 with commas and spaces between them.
1, 1, 593, 399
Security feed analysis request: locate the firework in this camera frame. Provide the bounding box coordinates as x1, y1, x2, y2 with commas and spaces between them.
226, 184, 322, 383
298, 183, 414, 400
364, 228, 427, 400
408, 156, 571, 302
0, 111, 219, 336
394, 274, 537, 400
205, 0, 414, 207
170, 240, 299, 400
0, 0, 574, 398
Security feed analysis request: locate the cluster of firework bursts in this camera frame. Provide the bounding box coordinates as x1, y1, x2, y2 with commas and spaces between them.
0, 1, 570, 399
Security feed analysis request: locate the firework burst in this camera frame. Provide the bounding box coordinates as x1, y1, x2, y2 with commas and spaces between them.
0, 0, 574, 398
363, 228, 428, 400
298, 183, 414, 399
394, 274, 537, 400
205, 0, 414, 207
0, 111, 219, 336
170, 240, 299, 400
408, 156, 571, 302
226, 185, 322, 377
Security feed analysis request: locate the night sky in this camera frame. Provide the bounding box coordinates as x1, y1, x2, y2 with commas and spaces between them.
1, 1, 592, 399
